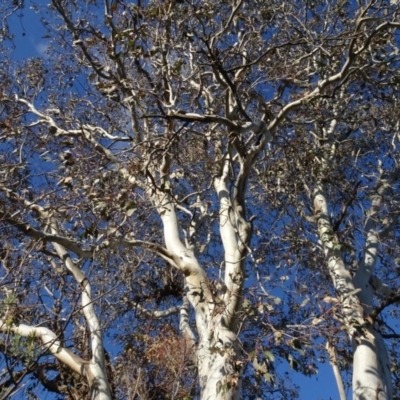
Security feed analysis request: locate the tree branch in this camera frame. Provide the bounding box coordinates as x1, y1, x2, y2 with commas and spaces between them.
0, 321, 86, 376
142, 112, 239, 131
136, 303, 180, 318
326, 341, 346, 400
1, 214, 93, 258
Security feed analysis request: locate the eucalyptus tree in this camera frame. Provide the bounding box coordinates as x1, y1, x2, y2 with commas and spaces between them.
1, 1, 400, 399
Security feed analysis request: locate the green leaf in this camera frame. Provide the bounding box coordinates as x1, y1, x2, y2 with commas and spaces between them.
126, 208, 135, 216
263, 372, 274, 383
264, 350, 275, 362
253, 357, 267, 373
300, 297, 310, 308
124, 200, 136, 216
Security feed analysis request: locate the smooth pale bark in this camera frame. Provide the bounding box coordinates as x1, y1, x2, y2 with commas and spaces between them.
197, 334, 241, 400
39, 206, 112, 400
314, 178, 392, 400
157, 191, 242, 399
150, 147, 256, 399
0, 322, 86, 376
352, 327, 392, 400
305, 16, 400, 398
314, 183, 364, 327
311, 108, 393, 400
299, 16, 400, 397
0, 321, 111, 400
352, 190, 392, 400
0, 196, 112, 399
50, 235, 112, 400
214, 157, 245, 325
326, 341, 346, 400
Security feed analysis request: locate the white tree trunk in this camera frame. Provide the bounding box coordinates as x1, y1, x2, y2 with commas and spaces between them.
314, 181, 392, 400
198, 335, 240, 400
158, 196, 242, 399
352, 327, 392, 400
351, 189, 393, 400
151, 154, 245, 400
311, 113, 393, 400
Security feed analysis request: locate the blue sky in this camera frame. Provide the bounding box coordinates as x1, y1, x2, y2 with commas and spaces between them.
6, 0, 48, 60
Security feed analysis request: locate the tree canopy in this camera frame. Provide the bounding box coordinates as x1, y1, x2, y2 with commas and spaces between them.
1, 1, 400, 399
